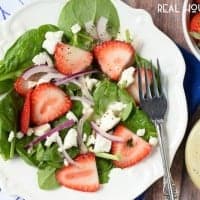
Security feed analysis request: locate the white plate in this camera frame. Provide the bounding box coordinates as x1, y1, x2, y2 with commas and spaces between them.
0, 0, 188, 199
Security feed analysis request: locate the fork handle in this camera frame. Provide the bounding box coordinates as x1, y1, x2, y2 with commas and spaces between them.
154, 120, 178, 200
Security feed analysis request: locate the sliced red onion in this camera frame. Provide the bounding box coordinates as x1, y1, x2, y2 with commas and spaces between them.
55, 69, 99, 86
25, 119, 75, 149
71, 96, 94, 106
91, 121, 125, 143
97, 17, 112, 41
22, 65, 57, 80
56, 135, 78, 166
79, 76, 93, 101
85, 21, 99, 39
38, 72, 66, 84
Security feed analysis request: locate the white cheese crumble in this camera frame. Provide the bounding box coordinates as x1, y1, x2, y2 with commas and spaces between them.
45, 132, 59, 147
8, 131, 15, 142
27, 128, 34, 136
118, 67, 136, 88
27, 81, 37, 89
32, 52, 53, 67
66, 111, 78, 123
93, 134, 111, 153
108, 102, 127, 115
85, 76, 98, 91
136, 128, 146, 137
71, 23, 81, 34
42, 31, 63, 54
149, 136, 158, 146
63, 128, 78, 149
34, 124, 51, 137
83, 133, 88, 142
87, 134, 96, 146
96, 110, 120, 132
16, 131, 24, 139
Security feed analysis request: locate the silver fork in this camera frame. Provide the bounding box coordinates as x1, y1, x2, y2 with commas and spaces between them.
137, 59, 178, 200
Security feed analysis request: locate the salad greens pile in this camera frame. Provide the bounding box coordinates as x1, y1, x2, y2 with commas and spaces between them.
0, 0, 157, 191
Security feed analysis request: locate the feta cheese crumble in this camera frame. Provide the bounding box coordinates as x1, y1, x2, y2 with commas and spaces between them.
32, 52, 53, 67
66, 111, 78, 123
45, 132, 59, 147
96, 110, 120, 132
34, 124, 51, 137
108, 102, 127, 115
118, 67, 136, 87
27, 128, 34, 136
87, 134, 96, 146
42, 31, 63, 54
16, 131, 24, 139
85, 76, 98, 91
93, 134, 112, 153
149, 136, 158, 146
8, 131, 15, 142
71, 23, 81, 34
63, 128, 78, 149
136, 128, 146, 137
82, 102, 94, 116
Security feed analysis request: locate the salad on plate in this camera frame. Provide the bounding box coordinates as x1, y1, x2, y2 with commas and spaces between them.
0, 0, 158, 192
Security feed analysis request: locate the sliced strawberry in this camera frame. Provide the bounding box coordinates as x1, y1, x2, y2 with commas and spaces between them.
111, 125, 152, 168
190, 13, 200, 33
20, 90, 32, 134
128, 68, 153, 104
14, 77, 30, 96
54, 43, 93, 75
31, 83, 72, 125
56, 153, 100, 192
94, 40, 135, 80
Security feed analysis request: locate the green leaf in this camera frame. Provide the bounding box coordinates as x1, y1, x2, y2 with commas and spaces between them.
37, 166, 60, 190
93, 79, 134, 120
135, 54, 152, 68
96, 157, 113, 184
95, 0, 120, 37
36, 143, 45, 161
190, 32, 200, 40
0, 91, 23, 160
0, 80, 14, 94
67, 146, 80, 159
16, 136, 38, 166
0, 24, 59, 81
83, 120, 92, 136
71, 100, 83, 118
123, 109, 157, 141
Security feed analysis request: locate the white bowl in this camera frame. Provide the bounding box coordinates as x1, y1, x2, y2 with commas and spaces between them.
182, 0, 200, 60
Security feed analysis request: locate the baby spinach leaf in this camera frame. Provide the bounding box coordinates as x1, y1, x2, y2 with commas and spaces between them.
96, 157, 113, 184
67, 146, 80, 159
95, 0, 120, 37
0, 24, 59, 81
0, 91, 23, 160
93, 79, 134, 120
83, 120, 92, 136
58, 0, 120, 38
16, 136, 38, 166
123, 109, 157, 141
0, 80, 13, 94
71, 100, 83, 118
37, 166, 60, 190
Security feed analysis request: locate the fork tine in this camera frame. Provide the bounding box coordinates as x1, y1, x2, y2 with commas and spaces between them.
144, 67, 152, 99
151, 61, 159, 97
138, 67, 144, 100
157, 59, 164, 95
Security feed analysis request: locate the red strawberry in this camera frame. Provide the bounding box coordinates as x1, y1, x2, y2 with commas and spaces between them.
128, 68, 152, 104
31, 83, 72, 125
54, 43, 93, 75
111, 125, 152, 168
14, 77, 30, 96
190, 13, 200, 33
56, 153, 100, 192
20, 90, 32, 134
94, 40, 135, 80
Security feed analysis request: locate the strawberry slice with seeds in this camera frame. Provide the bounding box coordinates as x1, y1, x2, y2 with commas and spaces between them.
14, 77, 30, 96
128, 68, 153, 104
56, 153, 100, 192
20, 90, 32, 134
94, 40, 135, 80
31, 83, 72, 125
54, 43, 93, 75
190, 13, 200, 33
111, 125, 152, 168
